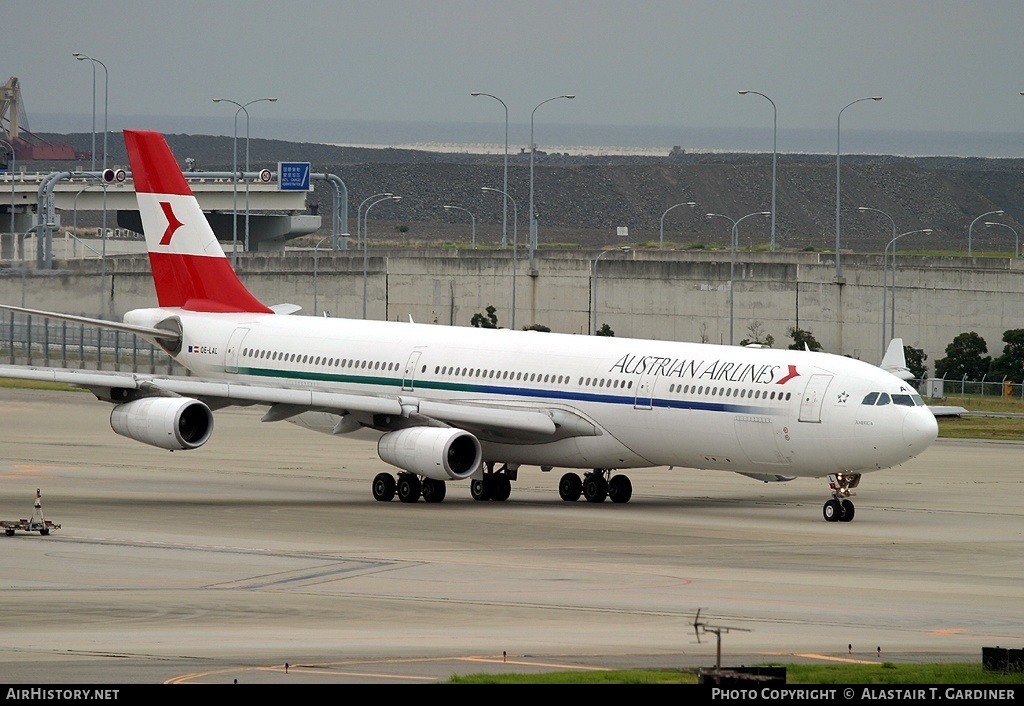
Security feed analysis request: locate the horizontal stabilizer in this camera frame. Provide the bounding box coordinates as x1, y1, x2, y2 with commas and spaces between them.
0, 304, 182, 345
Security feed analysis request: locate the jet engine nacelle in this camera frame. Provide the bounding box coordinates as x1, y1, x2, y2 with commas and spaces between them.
109, 397, 214, 451
377, 427, 482, 481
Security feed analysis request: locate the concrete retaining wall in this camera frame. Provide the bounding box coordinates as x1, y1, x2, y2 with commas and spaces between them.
2, 248, 1023, 370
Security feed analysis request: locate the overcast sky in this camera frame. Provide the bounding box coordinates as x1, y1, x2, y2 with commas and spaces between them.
7, 0, 1024, 155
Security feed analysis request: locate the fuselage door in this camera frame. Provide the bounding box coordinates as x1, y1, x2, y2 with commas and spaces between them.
402, 349, 423, 391
634, 371, 656, 410
798, 373, 834, 423
224, 327, 250, 374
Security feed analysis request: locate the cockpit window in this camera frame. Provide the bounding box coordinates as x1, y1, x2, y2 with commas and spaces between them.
891, 393, 916, 407
862, 392, 879, 405
875, 393, 891, 405
911, 394, 925, 406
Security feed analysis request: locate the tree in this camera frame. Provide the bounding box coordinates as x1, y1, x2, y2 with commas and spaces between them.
523, 323, 551, 332
988, 329, 1024, 382
787, 326, 822, 352
739, 321, 773, 348
471, 305, 498, 329
903, 345, 928, 380
596, 323, 615, 337
934, 331, 991, 381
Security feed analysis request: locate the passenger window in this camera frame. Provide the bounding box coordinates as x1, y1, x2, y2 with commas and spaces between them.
875, 393, 891, 405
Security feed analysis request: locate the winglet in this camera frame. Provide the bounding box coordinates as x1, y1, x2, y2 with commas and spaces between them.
124, 130, 272, 314
880, 337, 914, 380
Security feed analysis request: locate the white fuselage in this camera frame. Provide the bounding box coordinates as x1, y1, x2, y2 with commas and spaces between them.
125, 307, 939, 478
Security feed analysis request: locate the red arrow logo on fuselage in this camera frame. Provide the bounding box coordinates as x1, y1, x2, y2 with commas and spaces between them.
158, 201, 184, 246
776, 365, 800, 384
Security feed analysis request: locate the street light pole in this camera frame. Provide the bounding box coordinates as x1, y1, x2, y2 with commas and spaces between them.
357, 193, 393, 249
72, 54, 96, 172
857, 206, 897, 358
885, 228, 932, 344
471, 92, 509, 249
659, 202, 696, 250
738, 91, 777, 251
706, 211, 771, 345
528, 94, 574, 272
968, 209, 1004, 257
362, 195, 400, 320
985, 221, 1019, 258
72, 182, 104, 258
213, 97, 277, 262
591, 246, 630, 335
442, 205, 476, 249
74, 53, 109, 315
835, 96, 881, 281
483, 187, 518, 329
313, 235, 331, 317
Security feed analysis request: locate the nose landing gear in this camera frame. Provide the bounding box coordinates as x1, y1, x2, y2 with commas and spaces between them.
823, 472, 861, 522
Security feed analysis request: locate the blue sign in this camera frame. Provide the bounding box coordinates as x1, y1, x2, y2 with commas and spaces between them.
278, 162, 311, 191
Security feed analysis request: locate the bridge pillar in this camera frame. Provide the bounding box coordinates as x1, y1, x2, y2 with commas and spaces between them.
1, 211, 37, 260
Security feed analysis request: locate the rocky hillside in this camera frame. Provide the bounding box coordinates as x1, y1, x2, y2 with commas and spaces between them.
36, 132, 1024, 253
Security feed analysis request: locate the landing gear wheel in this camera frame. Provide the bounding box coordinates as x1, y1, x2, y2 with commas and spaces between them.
372, 472, 396, 502
471, 477, 492, 501
491, 476, 512, 502
839, 499, 855, 522
39, 528, 48, 536
421, 478, 447, 503
608, 474, 633, 504
559, 473, 583, 502
397, 475, 422, 503
584, 475, 608, 503
823, 498, 842, 522
5, 529, 13, 536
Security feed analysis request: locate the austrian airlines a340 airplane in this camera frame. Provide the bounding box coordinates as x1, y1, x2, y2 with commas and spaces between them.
0, 130, 939, 521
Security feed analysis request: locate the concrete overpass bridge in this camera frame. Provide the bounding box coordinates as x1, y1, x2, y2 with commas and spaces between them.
0, 169, 330, 264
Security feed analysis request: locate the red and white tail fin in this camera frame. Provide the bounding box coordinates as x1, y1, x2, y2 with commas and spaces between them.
124, 129, 272, 314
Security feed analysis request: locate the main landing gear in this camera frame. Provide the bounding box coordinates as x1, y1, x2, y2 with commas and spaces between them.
558, 469, 632, 504
470, 463, 516, 502
372, 472, 447, 504
823, 472, 861, 522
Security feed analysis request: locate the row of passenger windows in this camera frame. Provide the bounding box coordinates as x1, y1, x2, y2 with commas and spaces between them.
234, 350, 927, 409
862, 392, 926, 407
240, 349, 800, 400
242, 348, 400, 372
668, 383, 792, 401
433, 366, 573, 385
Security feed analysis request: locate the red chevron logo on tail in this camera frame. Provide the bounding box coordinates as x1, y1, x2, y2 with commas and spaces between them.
158, 201, 184, 246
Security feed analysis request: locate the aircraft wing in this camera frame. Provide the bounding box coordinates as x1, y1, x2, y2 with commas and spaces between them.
0, 365, 591, 441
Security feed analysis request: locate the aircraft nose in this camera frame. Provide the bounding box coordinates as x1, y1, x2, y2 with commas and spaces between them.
903, 408, 939, 451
